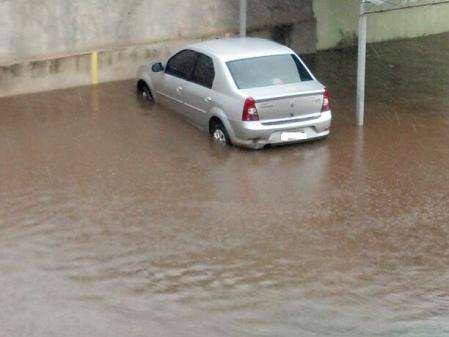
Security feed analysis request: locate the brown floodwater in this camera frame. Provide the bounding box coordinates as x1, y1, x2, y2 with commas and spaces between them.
1, 33, 448, 337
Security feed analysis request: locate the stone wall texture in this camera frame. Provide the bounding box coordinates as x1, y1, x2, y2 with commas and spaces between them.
0, 0, 316, 96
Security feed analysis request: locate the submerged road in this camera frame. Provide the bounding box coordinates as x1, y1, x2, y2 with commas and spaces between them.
1, 33, 448, 336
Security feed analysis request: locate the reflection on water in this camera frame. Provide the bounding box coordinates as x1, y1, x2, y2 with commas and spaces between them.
1, 33, 449, 336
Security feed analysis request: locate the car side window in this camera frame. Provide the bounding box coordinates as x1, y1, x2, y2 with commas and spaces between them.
292, 55, 313, 82
165, 50, 197, 80
191, 53, 215, 89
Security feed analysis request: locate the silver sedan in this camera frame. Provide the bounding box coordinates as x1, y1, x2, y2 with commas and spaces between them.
137, 38, 332, 149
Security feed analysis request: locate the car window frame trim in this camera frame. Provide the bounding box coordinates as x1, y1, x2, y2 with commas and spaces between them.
165, 49, 199, 81
189, 52, 215, 89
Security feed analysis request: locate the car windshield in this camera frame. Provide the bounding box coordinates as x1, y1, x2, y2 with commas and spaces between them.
227, 54, 313, 90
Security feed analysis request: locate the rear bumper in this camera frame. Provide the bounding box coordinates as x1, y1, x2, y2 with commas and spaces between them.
228, 110, 332, 149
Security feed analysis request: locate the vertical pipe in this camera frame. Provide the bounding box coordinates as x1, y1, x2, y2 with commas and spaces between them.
91, 51, 98, 85
240, 0, 247, 37
356, 14, 367, 126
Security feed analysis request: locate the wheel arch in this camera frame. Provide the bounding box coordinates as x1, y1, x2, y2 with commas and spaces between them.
208, 107, 235, 141
208, 116, 223, 134
137, 79, 149, 92
136, 64, 155, 96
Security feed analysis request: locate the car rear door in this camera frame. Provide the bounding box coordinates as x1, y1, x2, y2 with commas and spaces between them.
160, 50, 198, 115
183, 52, 216, 130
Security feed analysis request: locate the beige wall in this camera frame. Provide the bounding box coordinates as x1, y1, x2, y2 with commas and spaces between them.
313, 0, 449, 50
0, 0, 316, 97
0, 0, 316, 65
2, 0, 449, 97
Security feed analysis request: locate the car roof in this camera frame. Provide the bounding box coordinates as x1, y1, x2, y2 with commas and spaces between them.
188, 38, 294, 62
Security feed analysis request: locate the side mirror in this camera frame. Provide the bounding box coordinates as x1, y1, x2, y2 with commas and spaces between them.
151, 62, 164, 72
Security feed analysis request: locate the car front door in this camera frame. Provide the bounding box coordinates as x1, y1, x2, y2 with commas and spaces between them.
183, 52, 216, 130
159, 50, 198, 115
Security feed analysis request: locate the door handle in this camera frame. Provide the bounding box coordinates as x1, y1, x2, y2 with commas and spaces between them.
176, 86, 183, 93
204, 97, 213, 103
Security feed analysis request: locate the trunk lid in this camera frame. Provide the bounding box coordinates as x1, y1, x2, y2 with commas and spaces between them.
240, 81, 325, 121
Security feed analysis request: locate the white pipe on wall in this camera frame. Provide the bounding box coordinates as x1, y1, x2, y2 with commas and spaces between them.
240, 0, 247, 37
356, 14, 367, 126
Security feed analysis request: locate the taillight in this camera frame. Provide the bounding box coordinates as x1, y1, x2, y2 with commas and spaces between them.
242, 97, 259, 121
321, 88, 330, 112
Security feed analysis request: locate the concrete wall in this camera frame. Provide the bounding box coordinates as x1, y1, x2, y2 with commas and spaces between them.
313, 0, 449, 50
2, 0, 449, 97
0, 0, 316, 97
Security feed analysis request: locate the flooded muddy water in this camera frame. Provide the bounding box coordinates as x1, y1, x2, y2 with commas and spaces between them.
1, 33, 448, 336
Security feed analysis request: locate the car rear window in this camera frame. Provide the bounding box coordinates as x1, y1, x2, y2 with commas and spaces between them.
227, 54, 313, 89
